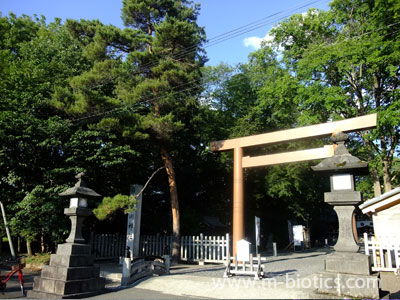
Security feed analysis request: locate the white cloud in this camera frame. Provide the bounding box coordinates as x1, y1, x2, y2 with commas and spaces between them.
243, 36, 264, 50
243, 32, 274, 50
243, 10, 317, 50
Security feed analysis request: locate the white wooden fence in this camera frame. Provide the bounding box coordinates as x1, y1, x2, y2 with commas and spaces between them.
140, 233, 230, 263
364, 232, 400, 274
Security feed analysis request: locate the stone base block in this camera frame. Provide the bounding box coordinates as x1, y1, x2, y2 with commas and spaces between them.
316, 271, 380, 299
325, 252, 371, 275
49, 254, 95, 267
29, 242, 106, 299
41, 265, 100, 281
31, 276, 105, 296
57, 243, 91, 256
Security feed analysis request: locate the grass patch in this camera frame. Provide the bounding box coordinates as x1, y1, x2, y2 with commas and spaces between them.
25, 253, 51, 265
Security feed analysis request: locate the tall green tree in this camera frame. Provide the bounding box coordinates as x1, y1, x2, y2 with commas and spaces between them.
0, 13, 139, 252
266, 0, 400, 196
54, 0, 206, 261
122, 0, 206, 261
0, 15, 88, 251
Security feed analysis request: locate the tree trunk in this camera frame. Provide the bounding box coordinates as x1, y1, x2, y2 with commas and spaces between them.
371, 167, 382, 197
160, 145, 180, 263
26, 240, 33, 256
361, 134, 383, 197
382, 159, 392, 192
41, 228, 45, 253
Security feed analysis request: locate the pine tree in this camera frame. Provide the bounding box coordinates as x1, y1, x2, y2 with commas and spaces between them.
120, 0, 206, 261
57, 0, 206, 261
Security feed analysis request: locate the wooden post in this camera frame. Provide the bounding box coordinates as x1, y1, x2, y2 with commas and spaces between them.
200, 233, 204, 260
226, 233, 230, 261
234, 254, 238, 271
233, 147, 244, 258
213, 236, 217, 260
1, 201, 16, 259
188, 236, 192, 260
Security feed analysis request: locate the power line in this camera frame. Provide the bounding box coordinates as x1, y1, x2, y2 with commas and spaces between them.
69, 0, 329, 98
134, 0, 329, 74
70, 22, 400, 124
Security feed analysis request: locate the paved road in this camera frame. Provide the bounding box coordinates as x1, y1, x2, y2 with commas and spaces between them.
94, 287, 201, 299
91, 248, 334, 299
2, 248, 398, 299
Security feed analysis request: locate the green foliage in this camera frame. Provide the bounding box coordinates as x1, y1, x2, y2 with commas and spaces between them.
93, 194, 136, 220
199, 0, 400, 239
25, 252, 51, 265
9, 185, 68, 243
3, 0, 399, 253
0, 12, 141, 248
261, 0, 400, 194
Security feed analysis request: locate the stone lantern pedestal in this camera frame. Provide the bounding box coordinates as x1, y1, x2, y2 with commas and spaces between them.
28, 173, 105, 299
312, 133, 380, 299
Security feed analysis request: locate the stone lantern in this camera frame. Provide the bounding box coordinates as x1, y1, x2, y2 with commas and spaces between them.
59, 172, 101, 244
312, 132, 379, 298
28, 173, 106, 299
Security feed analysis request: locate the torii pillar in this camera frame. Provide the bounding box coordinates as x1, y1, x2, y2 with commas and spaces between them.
233, 147, 244, 255
210, 114, 377, 257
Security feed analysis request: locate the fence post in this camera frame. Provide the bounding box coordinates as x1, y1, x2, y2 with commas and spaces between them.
99, 235, 104, 258
226, 233, 230, 261
217, 236, 221, 261
188, 236, 192, 261
199, 233, 205, 265
273, 242, 277, 257
372, 237, 378, 267
180, 236, 184, 259
196, 235, 199, 260
156, 233, 160, 256
379, 238, 385, 268
213, 236, 216, 261
163, 255, 171, 274
364, 233, 369, 255
185, 236, 188, 260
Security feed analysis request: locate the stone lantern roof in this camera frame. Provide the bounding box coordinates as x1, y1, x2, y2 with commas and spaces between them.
59, 172, 101, 198
311, 132, 369, 175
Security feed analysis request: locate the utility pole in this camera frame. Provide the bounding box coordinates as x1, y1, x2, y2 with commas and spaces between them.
0, 201, 16, 259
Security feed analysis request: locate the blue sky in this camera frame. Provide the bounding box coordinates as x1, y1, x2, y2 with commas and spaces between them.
1, 0, 330, 66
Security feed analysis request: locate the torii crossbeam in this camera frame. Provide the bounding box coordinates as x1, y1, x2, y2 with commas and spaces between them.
210, 114, 377, 256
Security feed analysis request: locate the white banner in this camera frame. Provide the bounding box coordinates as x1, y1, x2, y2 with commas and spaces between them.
293, 225, 304, 246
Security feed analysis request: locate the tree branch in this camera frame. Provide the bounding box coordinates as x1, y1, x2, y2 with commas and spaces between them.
135, 166, 166, 198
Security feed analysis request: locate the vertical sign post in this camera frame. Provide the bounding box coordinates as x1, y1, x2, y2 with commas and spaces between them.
255, 216, 260, 257
126, 184, 143, 259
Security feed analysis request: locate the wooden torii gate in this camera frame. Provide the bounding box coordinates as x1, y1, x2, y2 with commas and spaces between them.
210, 113, 377, 256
